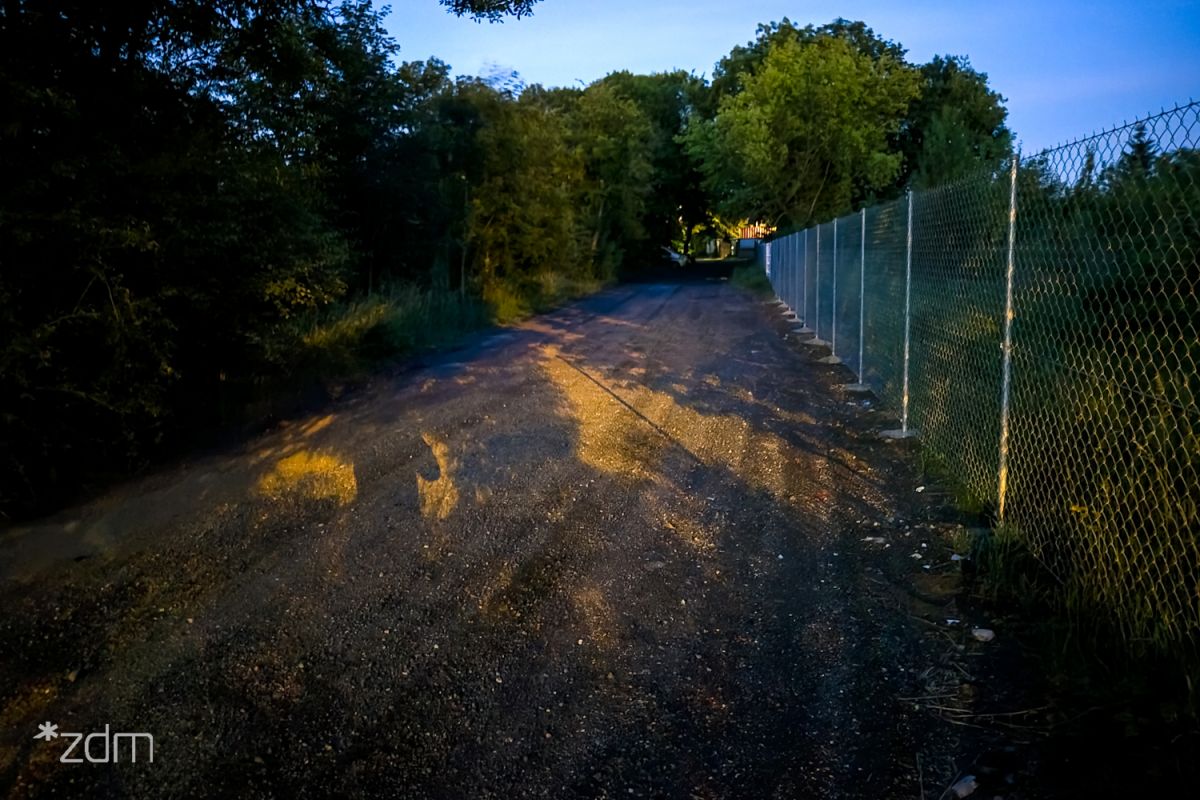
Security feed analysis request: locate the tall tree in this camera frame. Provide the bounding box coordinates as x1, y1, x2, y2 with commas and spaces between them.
898, 55, 1012, 188
708, 18, 906, 115
688, 32, 919, 227
1106, 123, 1159, 185
463, 81, 584, 288
596, 70, 710, 255
568, 83, 655, 272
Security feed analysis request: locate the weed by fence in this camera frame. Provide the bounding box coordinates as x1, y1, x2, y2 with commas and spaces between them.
762, 102, 1200, 666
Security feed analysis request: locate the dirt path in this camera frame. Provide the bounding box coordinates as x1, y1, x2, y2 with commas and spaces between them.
1, 277, 985, 798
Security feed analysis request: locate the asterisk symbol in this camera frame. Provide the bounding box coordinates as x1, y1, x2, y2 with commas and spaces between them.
34, 722, 58, 741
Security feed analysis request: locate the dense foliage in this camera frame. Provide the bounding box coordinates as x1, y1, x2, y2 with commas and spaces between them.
440, 0, 540, 21
688, 29, 920, 227
692, 18, 1012, 228
0, 2, 1013, 517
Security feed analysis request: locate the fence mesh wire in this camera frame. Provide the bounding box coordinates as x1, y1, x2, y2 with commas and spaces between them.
1007, 108, 1200, 652
763, 102, 1200, 660
804, 228, 817, 329
834, 212, 864, 376
908, 173, 1011, 503
817, 222, 835, 345
860, 199, 908, 409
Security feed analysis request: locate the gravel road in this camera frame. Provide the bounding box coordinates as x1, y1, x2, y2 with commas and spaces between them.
0, 276, 968, 798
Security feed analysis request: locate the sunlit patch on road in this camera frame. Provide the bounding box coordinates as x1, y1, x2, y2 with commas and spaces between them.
539, 344, 825, 514
255, 450, 357, 506
416, 433, 459, 521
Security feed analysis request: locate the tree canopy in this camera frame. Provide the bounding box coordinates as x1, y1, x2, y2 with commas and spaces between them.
441, 0, 541, 21
688, 27, 919, 228
899, 56, 1013, 188
694, 17, 1013, 225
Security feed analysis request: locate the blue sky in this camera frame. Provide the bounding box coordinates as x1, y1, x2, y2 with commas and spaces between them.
387, 0, 1200, 154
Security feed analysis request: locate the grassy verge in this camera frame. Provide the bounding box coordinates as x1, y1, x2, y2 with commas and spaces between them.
966, 523, 1198, 790
920, 444, 1199, 706
481, 272, 608, 325
292, 285, 488, 380
280, 272, 607, 388
919, 456, 1199, 792
730, 263, 772, 295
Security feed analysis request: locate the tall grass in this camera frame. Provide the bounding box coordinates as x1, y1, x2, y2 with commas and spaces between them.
730, 263, 773, 294
289, 272, 608, 383
295, 284, 490, 378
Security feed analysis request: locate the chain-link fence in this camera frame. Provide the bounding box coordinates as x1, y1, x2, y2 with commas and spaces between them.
763, 102, 1200, 660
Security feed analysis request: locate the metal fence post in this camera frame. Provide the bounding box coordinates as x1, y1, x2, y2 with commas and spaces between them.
794, 232, 801, 316
883, 191, 918, 439
787, 232, 796, 311
807, 224, 829, 347
789, 234, 795, 311
858, 208, 866, 377
997, 154, 1020, 520
794, 232, 801, 318
843, 208, 870, 392
790, 235, 798, 318
778, 234, 785, 301
778, 237, 785, 300
815, 225, 820, 333
789, 233, 796, 314
768, 237, 787, 311
819, 218, 842, 363
791, 234, 801, 322
832, 218, 838, 349
797, 229, 813, 333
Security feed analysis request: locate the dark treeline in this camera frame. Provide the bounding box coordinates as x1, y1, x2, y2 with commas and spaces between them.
0, 1, 1010, 518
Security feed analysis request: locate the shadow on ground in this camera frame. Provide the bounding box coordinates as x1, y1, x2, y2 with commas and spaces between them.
1, 277, 1010, 798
